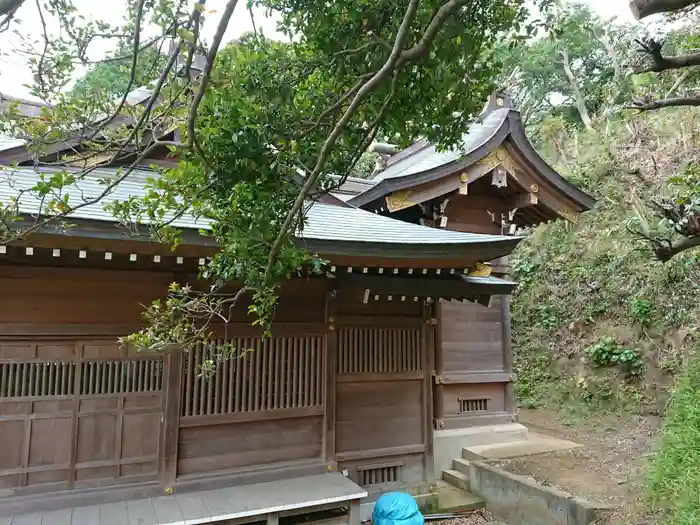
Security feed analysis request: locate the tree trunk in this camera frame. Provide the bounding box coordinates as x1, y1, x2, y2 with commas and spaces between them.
593, 29, 622, 80
560, 48, 593, 131
628, 0, 699, 20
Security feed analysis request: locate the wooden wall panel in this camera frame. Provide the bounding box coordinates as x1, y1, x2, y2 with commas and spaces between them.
177, 416, 323, 475
440, 298, 504, 373
339, 453, 425, 495
334, 319, 429, 493
0, 267, 171, 326
336, 381, 423, 454
180, 336, 324, 419
338, 328, 422, 375
442, 383, 506, 418
191, 278, 328, 324
176, 332, 327, 478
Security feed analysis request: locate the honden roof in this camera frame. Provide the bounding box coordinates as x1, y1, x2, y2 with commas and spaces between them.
373, 109, 511, 183
346, 105, 596, 224
0, 166, 522, 261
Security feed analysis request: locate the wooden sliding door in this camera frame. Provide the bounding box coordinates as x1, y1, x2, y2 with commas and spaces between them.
0, 339, 164, 496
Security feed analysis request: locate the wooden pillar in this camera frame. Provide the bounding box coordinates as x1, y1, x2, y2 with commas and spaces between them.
433, 301, 444, 429
422, 300, 435, 482
501, 295, 516, 419
348, 499, 361, 525
161, 347, 183, 488
324, 289, 338, 467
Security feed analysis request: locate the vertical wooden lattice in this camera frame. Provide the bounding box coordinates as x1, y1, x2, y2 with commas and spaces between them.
0, 362, 75, 398
181, 336, 324, 417
80, 359, 164, 395
358, 464, 402, 486
0, 359, 164, 398
337, 328, 421, 374
458, 397, 489, 413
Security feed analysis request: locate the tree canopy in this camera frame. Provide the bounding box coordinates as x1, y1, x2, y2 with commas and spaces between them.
494, 1, 700, 263
0, 0, 545, 352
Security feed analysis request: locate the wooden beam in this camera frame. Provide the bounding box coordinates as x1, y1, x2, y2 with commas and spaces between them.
449, 192, 537, 214
337, 274, 516, 299
161, 348, 183, 488
491, 166, 508, 188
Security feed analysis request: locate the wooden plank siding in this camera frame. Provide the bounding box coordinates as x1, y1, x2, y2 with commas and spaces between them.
435, 298, 512, 429
176, 335, 326, 477
334, 292, 430, 495
0, 340, 164, 496
0, 263, 437, 512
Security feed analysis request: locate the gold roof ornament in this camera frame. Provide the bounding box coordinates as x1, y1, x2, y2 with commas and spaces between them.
469, 262, 492, 277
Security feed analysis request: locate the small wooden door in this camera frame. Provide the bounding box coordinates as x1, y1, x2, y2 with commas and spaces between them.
334, 323, 430, 493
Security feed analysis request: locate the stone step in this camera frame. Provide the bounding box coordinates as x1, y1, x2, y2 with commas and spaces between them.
452, 457, 471, 475
441, 469, 470, 490
434, 484, 485, 512
462, 432, 581, 461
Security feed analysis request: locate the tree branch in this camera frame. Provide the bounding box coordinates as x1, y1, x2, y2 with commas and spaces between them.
628, 0, 699, 20
654, 235, 700, 261
625, 95, 700, 111
186, 0, 239, 156
33, 0, 50, 96
265, 0, 423, 284
633, 37, 700, 73
665, 66, 696, 98
0, 0, 23, 17
397, 0, 469, 67
85, 0, 147, 141
0, 0, 22, 32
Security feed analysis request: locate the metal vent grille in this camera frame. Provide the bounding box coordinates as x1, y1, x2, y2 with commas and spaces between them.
358, 463, 402, 486
459, 397, 489, 413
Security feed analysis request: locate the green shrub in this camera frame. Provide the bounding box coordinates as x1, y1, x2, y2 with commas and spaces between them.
647, 351, 700, 524
584, 336, 644, 378
629, 297, 656, 327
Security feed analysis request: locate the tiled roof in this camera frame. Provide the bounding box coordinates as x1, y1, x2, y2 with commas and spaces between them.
0, 166, 519, 247
0, 135, 24, 152
371, 109, 510, 182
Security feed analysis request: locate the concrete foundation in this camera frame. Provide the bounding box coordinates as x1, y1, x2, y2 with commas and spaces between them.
468, 461, 613, 525
433, 423, 528, 479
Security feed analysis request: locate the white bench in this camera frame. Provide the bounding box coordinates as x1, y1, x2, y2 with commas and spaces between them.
0, 473, 368, 525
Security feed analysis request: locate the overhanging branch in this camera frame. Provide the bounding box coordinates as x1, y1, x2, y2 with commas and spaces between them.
633, 38, 700, 73
629, 0, 699, 20
625, 95, 700, 111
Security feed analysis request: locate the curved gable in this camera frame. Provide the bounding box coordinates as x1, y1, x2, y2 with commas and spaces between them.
349, 100, 595, 228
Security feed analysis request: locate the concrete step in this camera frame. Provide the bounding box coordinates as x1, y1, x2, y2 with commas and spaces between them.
434, 484, 485, 512
452, 457, 471, 475
462, 431, 581, 461
441, 469, 470, 490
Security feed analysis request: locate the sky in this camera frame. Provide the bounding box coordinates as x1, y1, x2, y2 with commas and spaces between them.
0, 0, 637, 101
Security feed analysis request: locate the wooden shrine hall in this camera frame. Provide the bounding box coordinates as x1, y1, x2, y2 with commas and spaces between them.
0, 90, 594, 523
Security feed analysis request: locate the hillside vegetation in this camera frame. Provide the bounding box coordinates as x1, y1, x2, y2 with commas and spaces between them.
504, 4, 700, 522
512, 106, 700, 416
